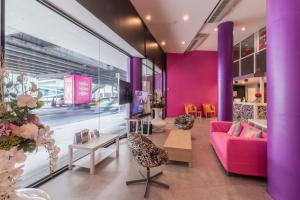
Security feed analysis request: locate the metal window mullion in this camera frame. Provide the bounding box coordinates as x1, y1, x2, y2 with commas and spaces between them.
239, 43, 241, 76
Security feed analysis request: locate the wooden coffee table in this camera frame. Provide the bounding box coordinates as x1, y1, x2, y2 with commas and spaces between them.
163, 129, 192, 167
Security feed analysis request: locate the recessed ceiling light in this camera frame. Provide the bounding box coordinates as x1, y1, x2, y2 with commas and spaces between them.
161, 41, 166, 46
241, 27, 246, 31
183, 15, 189, 21
145, 15, 151, 21
181, 41, 186, 45
214, 28, 218, 32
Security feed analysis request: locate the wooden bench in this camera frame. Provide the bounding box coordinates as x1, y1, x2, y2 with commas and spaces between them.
163, 129, 192, 167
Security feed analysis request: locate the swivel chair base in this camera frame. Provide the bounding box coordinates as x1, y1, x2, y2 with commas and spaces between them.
126, 167, 169, 198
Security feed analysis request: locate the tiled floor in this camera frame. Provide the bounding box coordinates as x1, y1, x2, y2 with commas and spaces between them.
39, 118, 272, 200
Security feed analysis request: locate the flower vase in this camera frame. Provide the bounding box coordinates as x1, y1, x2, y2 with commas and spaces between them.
151, 108, 167, 132
16, 188, 51, 200
0, 148, 52, 200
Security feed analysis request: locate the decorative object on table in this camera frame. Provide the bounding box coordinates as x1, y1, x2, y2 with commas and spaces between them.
0, 51, 59, 200
90, 131, 94, 139
126, 133, 169, 198
174, 114, 195, 130
142, 122, 152, 135
202, 104, 216, 118
184, 104, 198, 117
74, 132, 82, 144
132, 90, 148, 115
81, 129, 89, 143
150, 91, 167, 132
252, 92, 262, 103
93, 129, 100, 138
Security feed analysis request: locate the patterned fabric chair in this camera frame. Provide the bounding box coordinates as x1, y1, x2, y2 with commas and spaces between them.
126, 133, 169, 198
174, 114, 195, 130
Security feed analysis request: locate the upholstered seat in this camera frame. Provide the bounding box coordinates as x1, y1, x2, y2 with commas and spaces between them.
184, 104, 198, 117
174, 114, 195, 130
126, 133, 169, 198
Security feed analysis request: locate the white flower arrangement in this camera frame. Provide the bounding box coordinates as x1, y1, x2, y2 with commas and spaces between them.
16, 95, 37, 109
0, 50, 60, 199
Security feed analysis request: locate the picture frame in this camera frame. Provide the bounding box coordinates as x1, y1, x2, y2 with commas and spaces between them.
81, 129, 89, 143
94, 129, 100, 138
74, 132, 82, 144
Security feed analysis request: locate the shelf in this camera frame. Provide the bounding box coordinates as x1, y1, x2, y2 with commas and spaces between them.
73, 148, 115, 169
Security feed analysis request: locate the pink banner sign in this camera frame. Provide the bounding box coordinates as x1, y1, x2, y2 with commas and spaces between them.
64, 75, 92, 104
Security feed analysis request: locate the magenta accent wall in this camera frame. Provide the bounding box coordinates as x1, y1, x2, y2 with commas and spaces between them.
166, 51, 218, 117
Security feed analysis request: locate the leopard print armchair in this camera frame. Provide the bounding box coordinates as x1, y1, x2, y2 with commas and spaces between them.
174, 114, 195, 130
127, 133, 168, 168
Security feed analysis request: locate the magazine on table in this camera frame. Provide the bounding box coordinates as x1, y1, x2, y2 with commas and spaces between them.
81, 129, 89, 143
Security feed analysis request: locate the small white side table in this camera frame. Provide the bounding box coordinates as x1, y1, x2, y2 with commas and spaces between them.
197, 111, 202, 119
69, 134, 119, 175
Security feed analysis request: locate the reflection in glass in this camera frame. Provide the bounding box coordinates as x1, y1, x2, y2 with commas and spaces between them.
5, 0, 129, 187
233, 61, 240, 77
259, 28, 266, 50
233, 44, 240, 61
142, 59, 154, 94
241, 34, 254, 58
256, 50, 266, 74
241, 55, 254, 76
154, 66, 162, 94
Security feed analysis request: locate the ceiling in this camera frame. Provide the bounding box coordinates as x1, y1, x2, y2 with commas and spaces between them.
130, 0, 266, 53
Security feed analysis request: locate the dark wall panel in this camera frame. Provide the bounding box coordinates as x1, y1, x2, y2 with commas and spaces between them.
77, 0, 144, 54
145, 29, 163, 69
77, 0, 164, 62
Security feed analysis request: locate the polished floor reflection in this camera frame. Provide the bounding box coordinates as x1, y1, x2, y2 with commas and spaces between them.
39, 118, 271, 200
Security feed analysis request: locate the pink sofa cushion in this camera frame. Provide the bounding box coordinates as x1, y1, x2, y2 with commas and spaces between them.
243, 128, 262, 138
231, 122, 243, 137
240, 123, 267, 139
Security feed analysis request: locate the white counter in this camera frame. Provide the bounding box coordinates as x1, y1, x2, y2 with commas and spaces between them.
233, 102, 267, 121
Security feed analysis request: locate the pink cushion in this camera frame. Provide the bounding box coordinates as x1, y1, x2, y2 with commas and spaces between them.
227, 123, 236, 136
240, 123, 268, 139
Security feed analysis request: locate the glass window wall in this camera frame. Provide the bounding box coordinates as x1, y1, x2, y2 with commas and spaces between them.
233, 28, 266, 77
142, 59, 153, 94
154, 65, 162, 94
5, 0, 129, 187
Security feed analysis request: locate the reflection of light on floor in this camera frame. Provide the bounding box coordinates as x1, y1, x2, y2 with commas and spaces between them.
19, 112, 127, 187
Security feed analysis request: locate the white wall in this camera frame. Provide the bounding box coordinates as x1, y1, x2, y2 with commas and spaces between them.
246, 83, 258, 102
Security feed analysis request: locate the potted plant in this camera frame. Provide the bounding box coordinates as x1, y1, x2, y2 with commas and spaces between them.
150, 91, 166, 132
254, 92, 262, 103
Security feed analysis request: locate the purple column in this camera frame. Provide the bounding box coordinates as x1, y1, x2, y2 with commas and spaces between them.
267, 1, 300, 199
217, 21, 233, 121
132, 57, 142, 91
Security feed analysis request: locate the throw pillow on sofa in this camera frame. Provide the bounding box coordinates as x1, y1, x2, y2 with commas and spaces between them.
227, 122, 236, 135
244, 128, 263, 138
227, 122, 242, 137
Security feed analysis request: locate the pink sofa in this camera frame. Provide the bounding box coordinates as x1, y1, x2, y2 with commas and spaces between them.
210, 121, 267, 177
